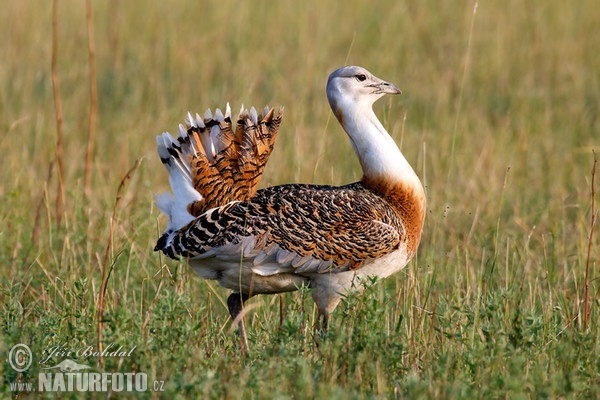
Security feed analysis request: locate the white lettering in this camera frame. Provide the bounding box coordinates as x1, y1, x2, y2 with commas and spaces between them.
38, 373, 52, 391
88, 372, 101, 391
76, 372, 89, 391
112, 373, 123, 392
127, 345, 137, 357
52, 373, 66, 392
40, 343, 73, 365
135, 373, 148, 391
10, 381, 34, 392
37, 372, 149, 392
123, 372, 134, 391
101, 373, 111, 392
77, 345, 93, 358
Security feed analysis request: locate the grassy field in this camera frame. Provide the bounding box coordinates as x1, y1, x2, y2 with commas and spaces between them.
1, 0, 599, 398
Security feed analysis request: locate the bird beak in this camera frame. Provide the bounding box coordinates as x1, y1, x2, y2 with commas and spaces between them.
372, 80, 402, 95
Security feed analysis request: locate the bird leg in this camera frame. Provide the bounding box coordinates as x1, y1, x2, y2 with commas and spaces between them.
312, 286, 340, 334
318, 312, 329, 332
227, 292, 250, 353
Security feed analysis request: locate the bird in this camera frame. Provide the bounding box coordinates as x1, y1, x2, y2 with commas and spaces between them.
154, 66, 426, 351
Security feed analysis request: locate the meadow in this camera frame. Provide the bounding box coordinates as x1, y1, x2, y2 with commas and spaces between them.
1, 0, 599, 398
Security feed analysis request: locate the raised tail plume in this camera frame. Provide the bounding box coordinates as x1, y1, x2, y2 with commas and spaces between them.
155, 104, 282, 249
187, 104, 282, 216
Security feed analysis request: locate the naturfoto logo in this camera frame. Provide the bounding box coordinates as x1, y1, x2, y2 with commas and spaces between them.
8, 343, 165, 393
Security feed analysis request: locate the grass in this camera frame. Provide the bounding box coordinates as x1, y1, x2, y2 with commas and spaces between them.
1, 0, 599, 398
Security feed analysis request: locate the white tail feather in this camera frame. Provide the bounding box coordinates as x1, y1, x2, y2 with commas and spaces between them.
155, 131, 201, 234
195, 113, 205, 128
214, 108, 224, 122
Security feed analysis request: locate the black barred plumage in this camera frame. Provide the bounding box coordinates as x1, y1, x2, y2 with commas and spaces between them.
154, 66, 426, 351
161, 183, 406, 272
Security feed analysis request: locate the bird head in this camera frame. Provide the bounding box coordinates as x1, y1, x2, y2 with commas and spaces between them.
326, 66, 401, 119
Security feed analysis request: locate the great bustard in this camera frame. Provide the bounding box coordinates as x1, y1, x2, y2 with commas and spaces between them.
154, 66, 426, 350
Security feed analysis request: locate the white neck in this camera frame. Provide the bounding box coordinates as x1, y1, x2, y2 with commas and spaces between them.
333, 98, 422, 194
325, 65, 426, 254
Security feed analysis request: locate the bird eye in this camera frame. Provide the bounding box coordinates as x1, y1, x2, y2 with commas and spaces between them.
355, 74, 367, 82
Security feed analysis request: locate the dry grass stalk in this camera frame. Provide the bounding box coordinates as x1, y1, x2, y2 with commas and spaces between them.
31, 161, 54, 245
583, 150, 597, 330
97, 159, 141, 363
84, 0, 98, 200
51, 0, 65, 227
